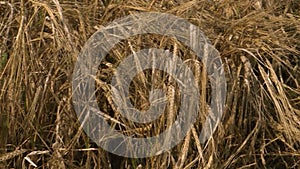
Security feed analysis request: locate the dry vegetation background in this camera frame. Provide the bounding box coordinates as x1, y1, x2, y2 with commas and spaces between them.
0, 0, 300, 168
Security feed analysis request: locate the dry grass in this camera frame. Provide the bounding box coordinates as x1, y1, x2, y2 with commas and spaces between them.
0, 0, 300, 168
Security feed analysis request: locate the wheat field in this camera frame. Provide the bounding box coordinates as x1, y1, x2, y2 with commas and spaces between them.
0, 0, 299, 168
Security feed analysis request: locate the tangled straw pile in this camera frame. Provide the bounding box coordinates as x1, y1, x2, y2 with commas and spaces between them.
0, 0, 299, 168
